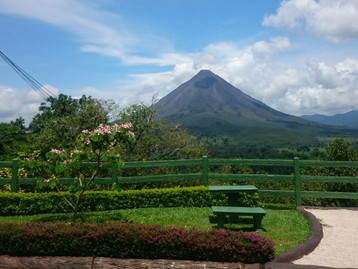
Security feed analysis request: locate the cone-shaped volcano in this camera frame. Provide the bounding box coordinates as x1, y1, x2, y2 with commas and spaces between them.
156, 70, 315, 137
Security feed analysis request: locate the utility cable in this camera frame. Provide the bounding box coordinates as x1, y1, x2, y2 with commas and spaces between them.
0, 50, 56, 101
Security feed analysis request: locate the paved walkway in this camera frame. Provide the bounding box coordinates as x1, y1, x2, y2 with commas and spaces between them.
293, 208, 358, 268
268, 207, 358, 269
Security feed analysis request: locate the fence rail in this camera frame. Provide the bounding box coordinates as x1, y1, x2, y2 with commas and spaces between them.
1, 156, 357, 206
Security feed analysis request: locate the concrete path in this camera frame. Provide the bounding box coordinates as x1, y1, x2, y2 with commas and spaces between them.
291, 208, 358, 269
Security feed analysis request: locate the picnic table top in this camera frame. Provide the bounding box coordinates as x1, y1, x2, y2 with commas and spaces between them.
211, 206, 266, 214
208, 185, 258, 193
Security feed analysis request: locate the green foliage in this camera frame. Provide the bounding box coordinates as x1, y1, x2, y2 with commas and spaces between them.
300, 138, 358, 206
0, 192, 71, 215
23, 123, 136, 222
28, 94, 113, 155
0, 117, 29, 160
325, 138, 358, 161
116, 103, 208, 161
0, 186, 261, 216
198, 128, 322, 158
324, 139, 358, 206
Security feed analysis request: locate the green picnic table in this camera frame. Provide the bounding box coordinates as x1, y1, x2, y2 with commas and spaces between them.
208, 185, 266, 230
208, 185, 258, 206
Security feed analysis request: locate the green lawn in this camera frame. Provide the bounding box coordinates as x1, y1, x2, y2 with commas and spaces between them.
0, 204, 310, 255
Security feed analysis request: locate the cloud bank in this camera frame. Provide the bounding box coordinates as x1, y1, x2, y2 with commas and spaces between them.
263, 0, 358, 42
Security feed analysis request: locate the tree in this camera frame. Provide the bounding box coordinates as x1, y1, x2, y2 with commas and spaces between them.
0, 117, 28, 160
29, 94, 114, 156
34, 123, 135, 222
116, 103, 208, 161
324, 139, 358, 206
325, 138, 357, 161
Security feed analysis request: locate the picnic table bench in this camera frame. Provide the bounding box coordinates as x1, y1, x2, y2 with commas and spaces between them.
209, 206, 267, 229
208, 185, 266, 230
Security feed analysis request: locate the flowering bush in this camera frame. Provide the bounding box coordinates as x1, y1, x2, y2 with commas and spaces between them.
0, 221, 275, 263
34, 123, 135, 222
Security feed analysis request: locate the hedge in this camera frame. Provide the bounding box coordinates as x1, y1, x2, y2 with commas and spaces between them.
0, 186, 259, 216
0, 221, 274, 263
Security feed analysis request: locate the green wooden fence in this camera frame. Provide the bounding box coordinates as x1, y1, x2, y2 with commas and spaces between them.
1, 156, 357, 206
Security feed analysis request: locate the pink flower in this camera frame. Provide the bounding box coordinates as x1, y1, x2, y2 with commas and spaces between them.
63, 160, 68, 165
126, 131, 135, 137
120, 122, 133, 129
84, 139, 91, 145
43, 179, 50, 183
51, 149, 65, 155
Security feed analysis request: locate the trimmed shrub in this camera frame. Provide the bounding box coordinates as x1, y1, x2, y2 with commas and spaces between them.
0, 186, 259, 216
0, 221, 274, 263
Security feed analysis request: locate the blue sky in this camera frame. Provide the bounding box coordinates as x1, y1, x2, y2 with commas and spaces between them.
1, 0, 358, 124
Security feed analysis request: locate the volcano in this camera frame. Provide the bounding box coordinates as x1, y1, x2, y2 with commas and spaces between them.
156, 70, 321, 142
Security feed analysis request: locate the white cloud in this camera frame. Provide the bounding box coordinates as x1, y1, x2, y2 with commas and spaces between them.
263, 0, 358, 42
274, 58, 358, 115
114, 42, 358, 117
0, 0, 153, 62
0, 88, 21, 117
0, 85, 59, 124
251, 37, 291, 57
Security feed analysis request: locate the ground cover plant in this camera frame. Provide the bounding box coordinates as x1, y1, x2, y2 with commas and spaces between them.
0, 221, 274, 263
0, 203, 310, 256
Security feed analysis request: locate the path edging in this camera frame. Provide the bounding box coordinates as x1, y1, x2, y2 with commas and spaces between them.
269, 206, 323, 264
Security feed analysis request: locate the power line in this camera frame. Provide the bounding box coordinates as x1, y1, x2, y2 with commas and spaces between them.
0, 50, 56, 101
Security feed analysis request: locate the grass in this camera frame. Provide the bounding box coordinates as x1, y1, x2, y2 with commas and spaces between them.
0, 203, 310, 256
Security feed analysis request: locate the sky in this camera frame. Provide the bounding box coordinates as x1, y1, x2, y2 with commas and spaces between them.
1, 0, 358, 124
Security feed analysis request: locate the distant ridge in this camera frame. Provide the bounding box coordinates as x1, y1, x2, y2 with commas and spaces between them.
156, 70, 325, 144
301, 110, 358, 128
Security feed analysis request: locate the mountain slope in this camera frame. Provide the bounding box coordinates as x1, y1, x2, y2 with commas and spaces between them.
301, 111, 358, 128
156, 70, 324, 144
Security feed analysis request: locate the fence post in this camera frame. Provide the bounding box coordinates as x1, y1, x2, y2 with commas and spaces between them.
11, 158, 19, 193
202, 156, 209, 186
112, 162, 118, 184
293, 157, 302, 206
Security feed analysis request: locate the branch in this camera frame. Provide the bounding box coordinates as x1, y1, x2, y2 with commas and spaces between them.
55, 185, 75, 212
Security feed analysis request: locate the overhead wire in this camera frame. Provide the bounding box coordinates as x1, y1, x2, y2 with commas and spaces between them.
0, 50, 56, 101
0, 50, 98, 130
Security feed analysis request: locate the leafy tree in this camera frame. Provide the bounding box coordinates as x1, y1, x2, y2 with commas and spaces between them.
324, 139, 358, 206
32, 123, 135, 222
301, 139, 358, 206
325, 138, 357, 161
29, 94, 113, 156
114, 104, 208, 189
0, 117, 28, 160
117, 104, 208, 161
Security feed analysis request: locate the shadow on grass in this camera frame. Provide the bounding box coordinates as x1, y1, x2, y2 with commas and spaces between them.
262, 203, 296, 210
33, 211, 131, 223
212, 217, 267, 232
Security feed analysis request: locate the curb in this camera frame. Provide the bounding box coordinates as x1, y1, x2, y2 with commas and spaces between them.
271, 206, 323, 263
0, 256, 261, 269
